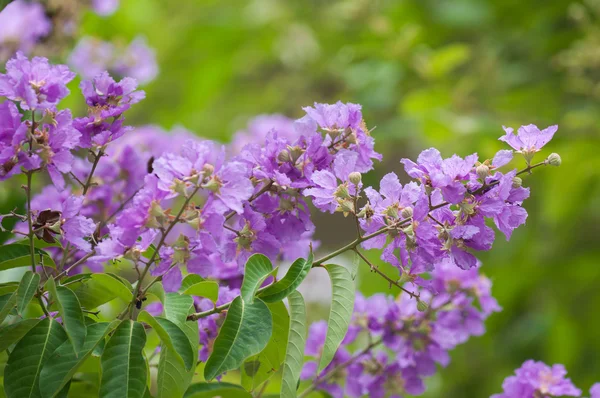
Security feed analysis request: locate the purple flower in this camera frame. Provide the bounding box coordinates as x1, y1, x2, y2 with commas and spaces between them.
590, 383, 600, 398
499, 125, 557, 159
0, 1, 51, 59
0, 52, 75, 111
113, 36, 158, 85
0, 101, 27, 180
492, 360, 581, 398
230, 114, 297, 154
68, 37, 116, 80
92, 0, 120, 16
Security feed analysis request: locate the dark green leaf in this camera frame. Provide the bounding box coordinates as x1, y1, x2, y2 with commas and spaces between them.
0, 244, 56, 271
0, 293, 17, 324
204, 296, 272, 381
241, 254, 274, 303
72, 273, 133, 309
0, 319, 41, 352
4, 318, 68, 398
241, 300, 290, 391
99, 320, 147, 398
184, 382, 251, 398
0, 282, 19, 296
318, 264, 355, 372
45, 278, 87, 352
138, 311, 194, 370
39, 322, 114, 398
280, 291, 308, 398
259, 252, 313, 303
16, 271, 40, 315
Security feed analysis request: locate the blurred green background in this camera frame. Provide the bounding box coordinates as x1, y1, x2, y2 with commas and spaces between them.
6, 0, 600, 396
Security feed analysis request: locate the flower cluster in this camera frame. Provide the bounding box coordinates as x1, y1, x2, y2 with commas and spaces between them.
0, 0, 51, 60
69, 36, 158, 84
301, 259, 501, 397
494, 360, 599, 398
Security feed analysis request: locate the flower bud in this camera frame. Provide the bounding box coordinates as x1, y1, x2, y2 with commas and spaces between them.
287, 145, 305, 163
400, 206, 413, 219
334, 184, 351, 200
348, 172, 362, 185
336, 198, 355, 215
202, 163, 215, 176
201, 176, 221, 193
416, 299, 428, 312
546, 153, 561, 167
277, 149, 291, 163
171, 178, 188, 196
512, 176, 522, 188
476, 164, 489, 180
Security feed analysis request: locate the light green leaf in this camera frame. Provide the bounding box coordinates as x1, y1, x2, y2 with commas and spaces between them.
259, 252, 313, 303
157, 293, 198, 398
0, 244, 56, 271
184, 382, 251, 398
204, 296, 272, 381
182, 281, 219, 302
0, 293, 17, 324
241, 254, 274, 303
146, 281, 165, 303
241, 300, 290, 391
317, 264, 355, 372
280, 291, 308, 398
0, 319, 41, 352
179, 274, 204, 292
45, 278, 87, 353
16, 271, 40, 315
99, 320, 147, 398
0, 282, 19, 296
4, 318, 67, 398
39, 322, 113, 398
72, 273, 133, 309
138, 311, 194, 370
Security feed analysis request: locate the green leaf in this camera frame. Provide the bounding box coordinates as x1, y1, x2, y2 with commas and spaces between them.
317, 264, 355, 372
204, 296, 272, 381
16, 270, 40, 315
45, 278, 87, 353
138, 311, 194, 370
280, 291, 308, 398
241, 254, 274, 303
241, 300, 290, 391
0, 293, 17, 324
184, 382, 251, 398
181, 281, 219, 302
146, 281, 165, 303
0, 244, 56, 271
4, 318, 68, 398
99, 320, 147, 398
0, 319, 41, 352
259, 252, 313, 303
72, 273, 133, 309
157, 294, 198, 398
39, 322, 113, 398
179, 274, 204, 292
0, 282, 19, 296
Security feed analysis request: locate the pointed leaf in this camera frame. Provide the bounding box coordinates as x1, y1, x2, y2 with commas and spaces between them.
4, 318, 68, 398
184, 382, 251, 398
0, 244, 56, 271
181, 281, 219, 302
99, 320, 147, 398
16, 271, 40, 315
72, 273, 133, 309
241, 254, 274, 303
241, 300, 290, 391
138, 311, 194, 370
45, 278, 87, 352
280, 291, 308, 398
0, 319, 41, 352
0, 282, 19, 296
317, 264, 355, 372
178, 274, 204, 292
259, 252, 313, 303
157, 293, 198, 398
0, 292, 17, 324
39, 322, 113, 398
204, 296, 272, 381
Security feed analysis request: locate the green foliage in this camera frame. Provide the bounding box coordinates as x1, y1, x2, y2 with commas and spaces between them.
70, 273, 133, 309
0, 244, 55, 271
280, 291, 308, 398
0, 319, 40, 352
259, 252, 314, 303
240, 254, 275, 303
45, 278, 87, 352
16, 271, 40, 315
99, 320, 147, 398
184, 382, 251, 398
318, 264, 356, 372
0, 293, 16, 324
4, 318, 67, 398
241, 300, 290, 391
180, 281, 219, 303
39, 322, 115, 398
204, 296, 273, 381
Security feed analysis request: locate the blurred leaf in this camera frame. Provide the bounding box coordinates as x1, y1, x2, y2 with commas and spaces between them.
0, 319, 41, 352
184, 382, 251, 398
0, 293, 16, 324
